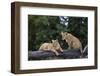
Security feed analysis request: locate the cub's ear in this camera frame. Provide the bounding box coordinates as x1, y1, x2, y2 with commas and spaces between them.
61, 31, 64, 35
67, 33, 71, 37
65, 32, 68, 35
52, 40, 54, 42
56, 39, 58, 41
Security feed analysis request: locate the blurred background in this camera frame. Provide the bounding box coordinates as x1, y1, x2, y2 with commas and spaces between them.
28, 15, 88, 51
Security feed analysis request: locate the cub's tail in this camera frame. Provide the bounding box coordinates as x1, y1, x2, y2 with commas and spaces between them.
83, 45, 88, 57
83, 45, 88, 53
80, 44, 88, 58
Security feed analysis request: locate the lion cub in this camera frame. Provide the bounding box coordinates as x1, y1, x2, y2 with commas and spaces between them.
39, 40, 63, 55
61, 32, 83, 54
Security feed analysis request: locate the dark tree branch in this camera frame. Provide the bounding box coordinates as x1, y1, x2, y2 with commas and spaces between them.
28, 49, 87, 60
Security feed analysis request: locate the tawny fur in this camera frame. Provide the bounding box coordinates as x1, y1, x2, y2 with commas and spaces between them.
39, 40, 63, 55
61, 32, 83, 54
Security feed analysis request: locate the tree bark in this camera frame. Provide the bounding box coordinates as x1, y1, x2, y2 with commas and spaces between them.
28, 49, 88, 60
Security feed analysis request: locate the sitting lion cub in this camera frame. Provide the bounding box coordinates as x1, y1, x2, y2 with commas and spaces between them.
61, 32, 83, 55
39, 40, 63, 55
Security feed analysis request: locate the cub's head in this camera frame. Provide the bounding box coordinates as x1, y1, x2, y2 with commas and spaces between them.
52, 39, 59, 44
61, 32, 70, 40
52, 39, 60, 49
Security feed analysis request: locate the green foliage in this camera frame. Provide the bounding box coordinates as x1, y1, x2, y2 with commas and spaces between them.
28, 15, 88, 51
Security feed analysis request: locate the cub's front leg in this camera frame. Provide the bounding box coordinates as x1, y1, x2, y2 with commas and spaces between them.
60, 48, 63, 52
52, 49, 59, 56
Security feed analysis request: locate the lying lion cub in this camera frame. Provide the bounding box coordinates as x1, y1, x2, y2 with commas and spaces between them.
39, 40, 63, 55
61, 32, 83, 55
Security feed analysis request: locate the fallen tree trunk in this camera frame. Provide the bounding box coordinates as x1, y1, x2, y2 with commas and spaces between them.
28, 49, 88, 60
